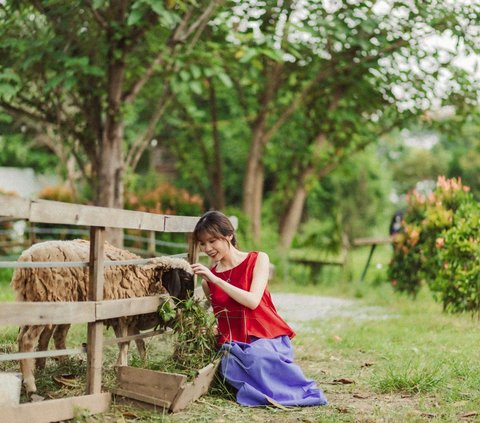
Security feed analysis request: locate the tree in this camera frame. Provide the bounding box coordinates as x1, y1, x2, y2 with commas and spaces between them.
218, 0, 480, 248
0, 0, 220, 244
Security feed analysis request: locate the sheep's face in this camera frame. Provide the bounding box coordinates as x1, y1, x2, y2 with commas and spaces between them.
157, 268, 194, 301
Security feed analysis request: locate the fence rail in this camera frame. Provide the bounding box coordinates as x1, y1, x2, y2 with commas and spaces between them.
0, 194, 203, 422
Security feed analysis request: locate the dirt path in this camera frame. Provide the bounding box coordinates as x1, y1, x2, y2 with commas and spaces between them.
271, 292, 393, 330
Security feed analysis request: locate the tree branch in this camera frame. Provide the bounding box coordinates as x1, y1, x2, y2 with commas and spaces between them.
84, 0, 109, 29
126, 85, 173, 170
0, 101, 46, 122
263, 38, 408, 146
123, 1, 221, 105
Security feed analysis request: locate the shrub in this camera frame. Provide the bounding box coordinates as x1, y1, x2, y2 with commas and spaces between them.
38, 185, 76, 203
388, 176, 474, 297
431, 201, 480, 314
124, 182, 203, 216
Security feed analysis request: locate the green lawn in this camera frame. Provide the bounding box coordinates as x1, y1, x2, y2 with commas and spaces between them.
1, 247, 480, 421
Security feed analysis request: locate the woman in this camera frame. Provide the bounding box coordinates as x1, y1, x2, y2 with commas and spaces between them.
191, 211, 327, 407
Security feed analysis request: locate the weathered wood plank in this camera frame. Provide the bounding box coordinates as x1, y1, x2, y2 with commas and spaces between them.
103, 329, 165, 346
353, 237, 392, 246
95, 296, 168, 320
289, 247, 347, 266
0, 302, 96, 325
163, 215, 199, 232
0, 393, 111, 423
0, 195, 204, 232
0, 296, 170, 327
113, 388, 171, 409
87, 227, 104, 395
170, 360, 220, 412
117, 366, 186, 404
0, 346, 86, 362
29, 199, 163, 230
0, 194, 31, 219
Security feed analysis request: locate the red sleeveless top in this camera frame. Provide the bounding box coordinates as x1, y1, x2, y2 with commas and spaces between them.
208, 252, 295, 345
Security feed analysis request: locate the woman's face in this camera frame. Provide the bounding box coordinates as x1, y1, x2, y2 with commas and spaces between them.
197, 231, 232, 262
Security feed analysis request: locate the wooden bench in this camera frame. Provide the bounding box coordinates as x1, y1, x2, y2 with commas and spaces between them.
288, 247, 348, 276
353, 237, 392, 282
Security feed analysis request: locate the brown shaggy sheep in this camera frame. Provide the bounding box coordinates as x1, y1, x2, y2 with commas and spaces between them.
11, 239, 194, 393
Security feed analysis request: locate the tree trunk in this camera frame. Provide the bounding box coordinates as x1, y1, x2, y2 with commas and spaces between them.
278, 167, 312, 251
97, 124, 124, 246
278, 88, 345, 250
208, 79, 225, 210
96, 26, 126, 246
243, 124, 266, 242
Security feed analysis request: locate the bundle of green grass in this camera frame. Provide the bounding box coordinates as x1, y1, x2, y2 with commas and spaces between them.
131, 294, 219, 380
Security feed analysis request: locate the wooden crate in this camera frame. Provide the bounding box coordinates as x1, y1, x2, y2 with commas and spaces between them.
113, 360, 220, 413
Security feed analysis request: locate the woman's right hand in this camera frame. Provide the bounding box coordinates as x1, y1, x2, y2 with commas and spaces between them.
191, 263, 217, 284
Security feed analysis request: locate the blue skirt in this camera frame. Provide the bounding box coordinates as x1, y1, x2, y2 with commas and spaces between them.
219, 336, 328, 407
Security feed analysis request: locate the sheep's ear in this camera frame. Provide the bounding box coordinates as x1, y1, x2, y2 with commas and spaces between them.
162, 269, 182, 299
183, 271, 194, 294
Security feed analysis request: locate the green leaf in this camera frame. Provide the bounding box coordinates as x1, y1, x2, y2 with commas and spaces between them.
239, 49, 257, 63
179, 70, 190, 81
190, 64, 201, 79
190, 80, 202, 95
158, 301, 176, 322
127, 9, 143, 26
217, 72, 232, 87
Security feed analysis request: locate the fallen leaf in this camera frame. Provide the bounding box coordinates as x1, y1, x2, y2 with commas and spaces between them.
53, 375, 79, 388
329, 356, 340, 361
121, 411, 138, 418
335, 407, 350, 414
266, 396, 291, 411
420, 412, 436, 418
353, 393, 369, 399
460, 411, 478, 418
333, 335, 342, 342
30, 394, 44, 402
361, 362, 374, 367
332, 378, 355, 384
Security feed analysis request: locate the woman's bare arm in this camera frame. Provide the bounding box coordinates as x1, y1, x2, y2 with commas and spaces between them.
191, 252, 270, 310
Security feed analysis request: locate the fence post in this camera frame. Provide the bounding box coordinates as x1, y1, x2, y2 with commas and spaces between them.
147, 230, 156, 255
187, 234, 199, 287
28, 221, 36, 246
86, 226, 105, 394
187, 234, 198, 265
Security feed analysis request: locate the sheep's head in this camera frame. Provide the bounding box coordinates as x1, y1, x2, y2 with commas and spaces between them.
146, 257, 194, 301
161, 268, 194, 300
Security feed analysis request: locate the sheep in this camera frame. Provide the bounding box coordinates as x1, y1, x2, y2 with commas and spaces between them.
11, 239, 194, 394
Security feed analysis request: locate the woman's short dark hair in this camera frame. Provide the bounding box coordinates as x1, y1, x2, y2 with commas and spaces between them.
193, 211, 237, 247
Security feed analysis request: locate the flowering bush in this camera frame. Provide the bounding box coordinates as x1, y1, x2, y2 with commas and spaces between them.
124, 182, 204, 216
38, 185, 76, 203
431, 201, 480, 314
388, 176, 474, 298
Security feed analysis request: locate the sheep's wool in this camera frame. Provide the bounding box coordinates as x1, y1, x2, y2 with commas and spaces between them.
11, 239, 192, 302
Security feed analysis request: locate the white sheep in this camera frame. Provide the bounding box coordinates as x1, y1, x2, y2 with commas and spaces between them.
11, 239, 194, 394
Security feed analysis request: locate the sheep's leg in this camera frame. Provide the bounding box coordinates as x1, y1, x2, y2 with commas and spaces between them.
128, 325, 146, 361
53, 324, 70, 363
36, 325, 54, 370
18, 325, 45, 394
113, 319, 129, 367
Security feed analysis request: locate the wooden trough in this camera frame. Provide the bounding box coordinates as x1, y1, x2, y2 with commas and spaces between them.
113, 359, 220, 412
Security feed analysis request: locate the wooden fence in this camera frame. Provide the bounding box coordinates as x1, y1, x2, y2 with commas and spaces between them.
0, 194, 203, 422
